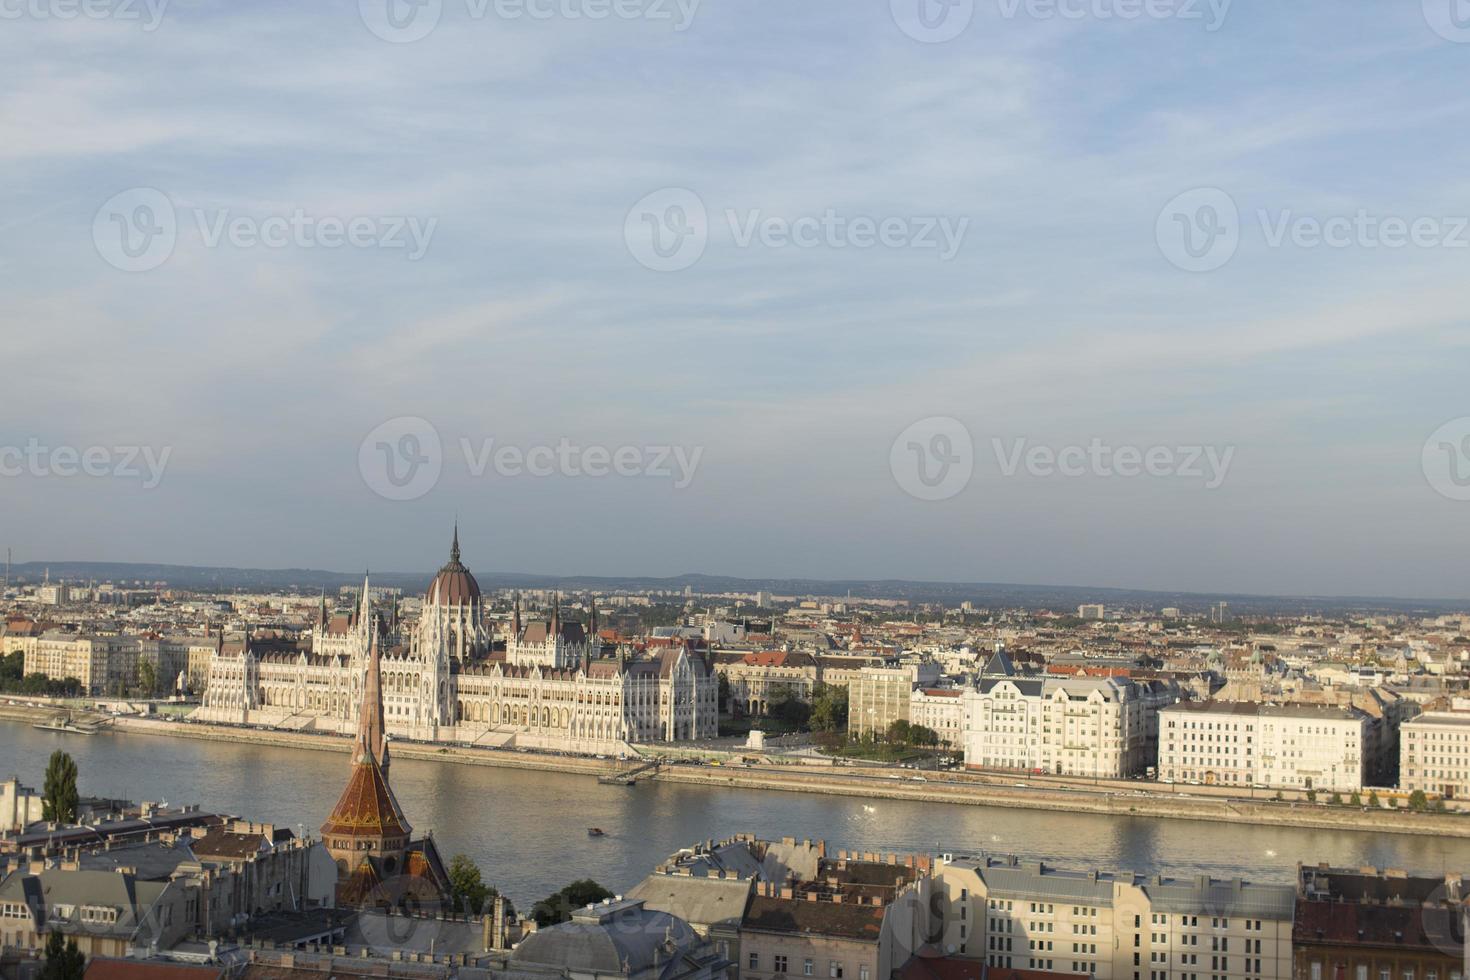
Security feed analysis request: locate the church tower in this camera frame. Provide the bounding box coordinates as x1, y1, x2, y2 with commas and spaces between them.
321, 624, 413, 898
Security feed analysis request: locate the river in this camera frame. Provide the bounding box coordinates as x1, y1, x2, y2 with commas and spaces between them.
4, 721, 1466, 907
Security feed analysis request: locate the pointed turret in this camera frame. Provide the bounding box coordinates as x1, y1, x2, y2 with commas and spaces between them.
352, 622, 390, 775
357, 572, 372, 630
450, 521, 461, 565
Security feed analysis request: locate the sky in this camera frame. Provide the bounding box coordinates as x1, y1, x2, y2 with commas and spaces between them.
1, 0, 1469, 599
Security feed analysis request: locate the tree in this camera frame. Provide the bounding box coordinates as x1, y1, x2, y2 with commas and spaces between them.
886, 719, 912, 746
43, 750, 79, 824
448, 854, 494, 916
717, 674, 732, 714
1328, 792, 1342, 806
0, 650, 23, 686
532, 879, 613, 928
909, 724, 940, 748
1408, 789, 1429, 812
39, 930, 85, 980
1368, 790, 1380, 808
767, 686, 811, 729
1349, 792, 1362, 807
810, 684, 849, 734
138, 661, 157, 697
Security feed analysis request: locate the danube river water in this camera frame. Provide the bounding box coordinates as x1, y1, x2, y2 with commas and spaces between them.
4, 721, 1467, 906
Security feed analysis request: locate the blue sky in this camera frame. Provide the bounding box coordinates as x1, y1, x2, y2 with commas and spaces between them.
2, 0, 1468, 599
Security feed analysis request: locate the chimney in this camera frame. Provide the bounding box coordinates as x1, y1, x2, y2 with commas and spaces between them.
491, 895, 508, 951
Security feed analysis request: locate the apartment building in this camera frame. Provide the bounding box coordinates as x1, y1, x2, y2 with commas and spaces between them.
1158, 702, 1367, 792
961, 676, 1178, 778
17, 631, 214, 695
0, 867, 193, 959
1400, 710, 1470, 800
910, 689, 966, 748
851, 667, 915, 739
1294, 866, 1466, 980
932, 854, 1295, 980
716, 651, 820, 715
740, 850, 933, 980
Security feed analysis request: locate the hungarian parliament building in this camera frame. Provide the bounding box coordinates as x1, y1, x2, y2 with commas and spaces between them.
195, 530, 719, 752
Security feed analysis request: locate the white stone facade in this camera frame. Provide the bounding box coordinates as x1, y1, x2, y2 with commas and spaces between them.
962, 676, 1177, 777
196, 536, 718, 750
1157, 701, 1367, 792
1400, 710, 1470, 800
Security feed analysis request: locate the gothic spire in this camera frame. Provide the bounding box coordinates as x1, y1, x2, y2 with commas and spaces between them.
450, 522, 461, 565
357, 572, 372, 630
352, 618, 390, 775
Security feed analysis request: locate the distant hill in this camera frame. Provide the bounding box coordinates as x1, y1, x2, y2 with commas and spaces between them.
4, 562, 1466, 616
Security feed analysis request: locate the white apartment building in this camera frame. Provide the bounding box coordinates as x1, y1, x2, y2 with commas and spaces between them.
1400, 710, 1470, 800
910, 688, 966, 748
961, 676, 1178, 778
932, 854, 1295, 980
1157, 702, 1367, 792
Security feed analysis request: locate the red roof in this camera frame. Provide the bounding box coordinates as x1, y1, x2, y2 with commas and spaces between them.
85, 960, 226, 979
320, 756, 411, 839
